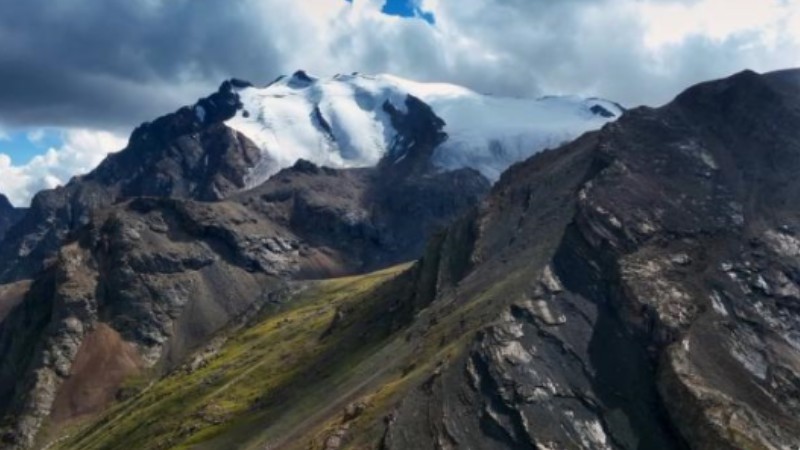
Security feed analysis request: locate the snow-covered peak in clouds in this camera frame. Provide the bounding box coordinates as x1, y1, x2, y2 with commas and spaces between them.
225, 71, 623, 187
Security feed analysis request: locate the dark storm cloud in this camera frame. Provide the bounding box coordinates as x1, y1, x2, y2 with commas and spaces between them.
0, 0, 287, 130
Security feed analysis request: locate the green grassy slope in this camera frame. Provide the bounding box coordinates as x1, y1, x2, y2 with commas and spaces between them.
52, 264, 416, 450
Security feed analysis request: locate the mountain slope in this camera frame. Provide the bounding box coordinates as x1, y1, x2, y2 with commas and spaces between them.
52, 265, 410, 450
42, 68, 800, 450
0, 72, 512, 448
0, 108, 488, 447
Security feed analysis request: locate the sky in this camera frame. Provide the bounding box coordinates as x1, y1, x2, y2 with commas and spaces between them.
0, 0, 798, 206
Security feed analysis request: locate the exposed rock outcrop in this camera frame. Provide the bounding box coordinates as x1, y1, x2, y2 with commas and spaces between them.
380, 69, 800, 449
0, 82, 260, 283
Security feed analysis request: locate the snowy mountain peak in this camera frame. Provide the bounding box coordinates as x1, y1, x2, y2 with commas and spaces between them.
264, 70, 327, 90
224, 72, 623, 187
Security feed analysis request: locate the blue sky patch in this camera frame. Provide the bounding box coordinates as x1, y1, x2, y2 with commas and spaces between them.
0, 129, 63, 164
345, 0, 435, 24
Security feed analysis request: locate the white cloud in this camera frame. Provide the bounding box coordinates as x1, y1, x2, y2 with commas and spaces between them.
230, 0, 800, 106
416, 0, 799, 104
638, 0, 800, 49
0, 129, 126, 206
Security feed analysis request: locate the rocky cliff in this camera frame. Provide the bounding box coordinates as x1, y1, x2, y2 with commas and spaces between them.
0, 167, 488, 448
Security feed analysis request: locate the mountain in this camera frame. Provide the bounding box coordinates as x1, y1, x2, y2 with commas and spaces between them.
0, 89, 492, 447
0, 71, 622, 448
0, 195, 25, 243
0, 73, 620, 284
23, 68, 800, 450
378, 68, 800, 449
372, 68, 800, 450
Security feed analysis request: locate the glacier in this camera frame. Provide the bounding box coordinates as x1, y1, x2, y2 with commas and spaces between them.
224, 71, 623, 187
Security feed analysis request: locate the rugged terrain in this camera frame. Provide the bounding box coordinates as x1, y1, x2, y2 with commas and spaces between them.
2, 68, 800, 450
0, 91, 488, 447
224, 71, 623, 185
0, 72, 617, 285
372, 68, 800, 450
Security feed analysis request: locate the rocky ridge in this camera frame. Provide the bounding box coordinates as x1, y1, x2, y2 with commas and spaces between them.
39, 68, 800, 450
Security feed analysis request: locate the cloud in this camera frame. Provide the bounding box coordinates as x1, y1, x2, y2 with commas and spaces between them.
417, 0, 800, 104
0, 129, 126, 206
0, 0, 796, 133
1, 0, 797, 111
0, 0, 797, 204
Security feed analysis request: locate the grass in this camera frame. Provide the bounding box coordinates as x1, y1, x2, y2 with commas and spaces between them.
53, 254, 536, 450
54, 264, 410, 450
282, 260, 536, 450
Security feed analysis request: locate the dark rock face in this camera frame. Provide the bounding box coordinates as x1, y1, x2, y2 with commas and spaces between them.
0, 82, 260, 283
5, 68, 798, 450
238, 161, 488, 277
0, 195, 25, 243
381, 94, 447, 172
0, 203, 281, 447
287, 70, 317, 88
381, 69, 800, 449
